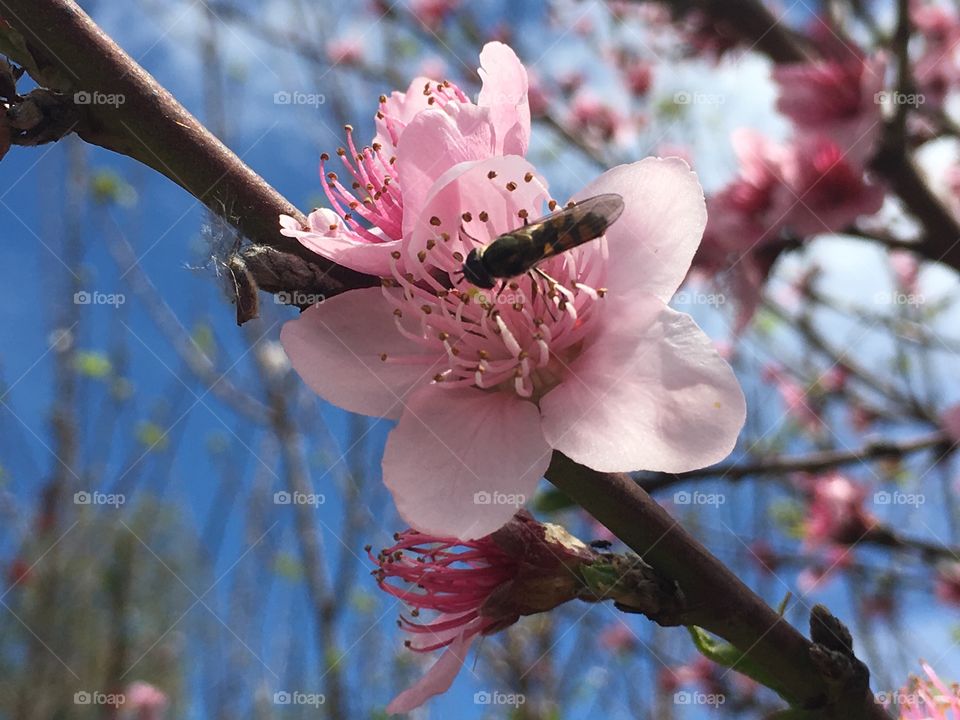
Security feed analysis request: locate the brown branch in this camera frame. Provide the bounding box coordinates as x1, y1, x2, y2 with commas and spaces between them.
545, 454, 891, 718
638, 431, 951, 492
0, 0, 376, 323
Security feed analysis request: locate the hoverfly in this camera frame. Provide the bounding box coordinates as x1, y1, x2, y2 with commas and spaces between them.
460, 193, 625, 289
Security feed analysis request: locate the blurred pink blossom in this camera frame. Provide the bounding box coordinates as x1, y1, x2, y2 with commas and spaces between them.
326, 38, 364, 65
772, 54, 884, 159
942, 405, 960, 443
801, 472, 879, 548
935, 561, 960, 606
124, 682, 168, 720
569, 93, 627, 143
410, 0, 459, 29
598, 620, 638, 654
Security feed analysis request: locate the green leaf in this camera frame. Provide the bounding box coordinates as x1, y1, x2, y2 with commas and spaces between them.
687, 626, 794, 701
533, 488, 576, 513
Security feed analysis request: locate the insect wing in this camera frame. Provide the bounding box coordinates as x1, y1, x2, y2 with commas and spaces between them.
525, 193, 624, 260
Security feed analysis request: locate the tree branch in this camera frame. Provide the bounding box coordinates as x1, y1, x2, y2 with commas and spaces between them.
545, 453, 890, 718
0, 0, 376, 323
638, 431, 951, 492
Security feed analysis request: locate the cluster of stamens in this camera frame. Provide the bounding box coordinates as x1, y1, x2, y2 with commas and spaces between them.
320, 125, 402, 244
378, 172, 607, 400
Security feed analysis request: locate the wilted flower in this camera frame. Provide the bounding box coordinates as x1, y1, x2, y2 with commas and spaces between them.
281, 43, 745, 539
371, 511, 594, 714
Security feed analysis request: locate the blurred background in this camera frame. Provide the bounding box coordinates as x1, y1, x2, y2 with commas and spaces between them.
2, 0, 960, 717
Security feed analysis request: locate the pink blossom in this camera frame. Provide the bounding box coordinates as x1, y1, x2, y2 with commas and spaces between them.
569, 93, 626, 143
123, 682, 168, 720
695, 130, 789, 330
372, 511, 594, 713
797, 546, 853, 593
410, 0, 459, 29
280, 42, 530, 279
888, 662, 960, 719
777, 135, 884, 236
659, 656, 723, 696
325, 38, 364, 65
772, 54, 884, 159
935, 561, 960, 605
762, 364, 824, 435
281, 44, 746, 539
598, 620, 638, 653
890, 250, 920, 294
801, 472, 879, 548
912, 3, 960, 111
526, 70, 551, 117
624, 60, 653, 97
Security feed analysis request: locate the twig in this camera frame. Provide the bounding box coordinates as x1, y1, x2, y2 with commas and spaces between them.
637, 431, 951, 492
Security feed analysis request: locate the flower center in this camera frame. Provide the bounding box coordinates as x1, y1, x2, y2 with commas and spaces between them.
378, 172, 607, 400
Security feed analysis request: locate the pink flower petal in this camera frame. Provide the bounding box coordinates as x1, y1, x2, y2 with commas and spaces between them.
540, 292, 745, 473
405, 154, 549, 261
572, 157, 707, 301
374, 75, 437, 151
383, 385, 550, 539
281, 288, 441, 419
478, 41, 531, 156
281, 208, 398, 277
386, 626, 479, 714
397, 105, 496, 237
